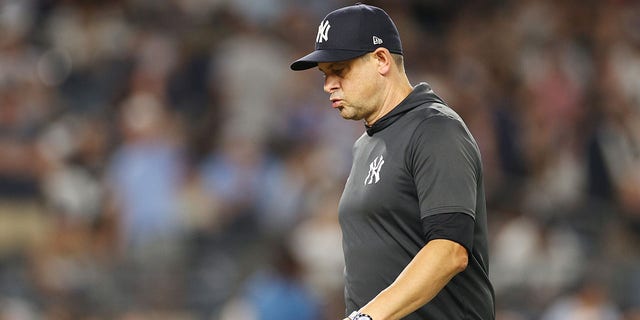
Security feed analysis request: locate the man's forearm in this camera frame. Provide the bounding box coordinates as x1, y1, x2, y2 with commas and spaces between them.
354, 239, 469, 320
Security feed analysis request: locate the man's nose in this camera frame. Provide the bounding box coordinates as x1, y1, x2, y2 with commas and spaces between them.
324, 75, 339, 93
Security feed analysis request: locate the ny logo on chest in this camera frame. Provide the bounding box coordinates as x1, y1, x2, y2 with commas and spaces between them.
364, 155, 384, 185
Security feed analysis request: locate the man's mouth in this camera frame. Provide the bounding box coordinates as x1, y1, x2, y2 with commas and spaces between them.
331, 98, 342, 108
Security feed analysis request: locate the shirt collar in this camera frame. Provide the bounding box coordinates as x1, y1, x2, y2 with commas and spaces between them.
365, 82, 445, 136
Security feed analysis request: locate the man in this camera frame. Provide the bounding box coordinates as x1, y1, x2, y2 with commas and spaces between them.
290, 4, 495, 320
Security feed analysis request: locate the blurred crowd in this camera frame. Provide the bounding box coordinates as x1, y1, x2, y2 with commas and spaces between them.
0, 0, 640, 319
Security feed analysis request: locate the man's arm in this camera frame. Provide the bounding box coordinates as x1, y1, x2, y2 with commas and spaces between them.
347, 239, 468, 320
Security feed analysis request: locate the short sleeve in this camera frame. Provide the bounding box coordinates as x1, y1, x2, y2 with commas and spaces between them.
408, 115, 480, 219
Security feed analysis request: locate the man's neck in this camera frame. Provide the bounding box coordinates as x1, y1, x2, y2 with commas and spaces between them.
365, 78, 413, 126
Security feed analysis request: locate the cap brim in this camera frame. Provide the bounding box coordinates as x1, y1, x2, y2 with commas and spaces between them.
290, 49, 369, 71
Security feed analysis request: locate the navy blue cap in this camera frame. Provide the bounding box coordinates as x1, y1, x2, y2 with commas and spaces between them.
290, 3, 403, 71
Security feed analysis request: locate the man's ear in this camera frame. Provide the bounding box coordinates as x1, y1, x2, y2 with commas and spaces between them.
373, 48, 392, 75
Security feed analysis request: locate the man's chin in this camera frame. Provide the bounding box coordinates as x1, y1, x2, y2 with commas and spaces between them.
338, 108, 361, 121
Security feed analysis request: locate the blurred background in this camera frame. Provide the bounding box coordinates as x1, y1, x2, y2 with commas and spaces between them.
0, 0, 639, 319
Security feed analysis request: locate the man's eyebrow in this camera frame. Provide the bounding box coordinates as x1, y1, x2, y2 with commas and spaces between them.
330, 62, 347, 69
319, 62, 347, 73
318, 63, 335, 71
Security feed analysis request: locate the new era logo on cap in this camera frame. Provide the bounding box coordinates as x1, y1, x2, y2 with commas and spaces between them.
291, 4, 403, 71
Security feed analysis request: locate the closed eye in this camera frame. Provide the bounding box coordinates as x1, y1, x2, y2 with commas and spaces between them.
331, 67, 345, 77
318, 62, 349, 78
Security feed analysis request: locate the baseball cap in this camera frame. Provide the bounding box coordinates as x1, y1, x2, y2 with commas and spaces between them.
290, 3, 403, 71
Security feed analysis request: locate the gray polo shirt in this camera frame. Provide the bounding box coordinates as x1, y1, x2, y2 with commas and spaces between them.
338, 83, 495, 319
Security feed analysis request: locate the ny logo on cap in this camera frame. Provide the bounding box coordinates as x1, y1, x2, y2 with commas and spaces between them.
316, 20, 331, 43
